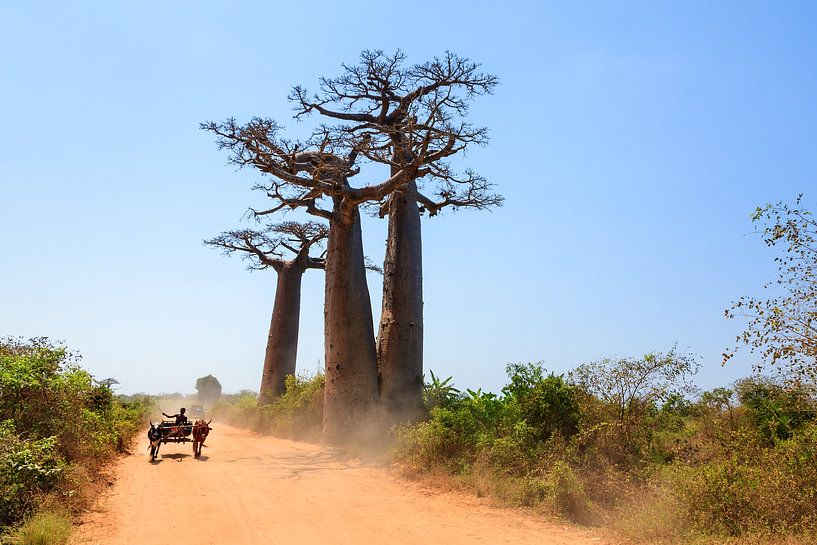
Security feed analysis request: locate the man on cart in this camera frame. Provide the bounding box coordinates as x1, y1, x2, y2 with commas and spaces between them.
161, 407, 190, 437
162, 407, 188, 425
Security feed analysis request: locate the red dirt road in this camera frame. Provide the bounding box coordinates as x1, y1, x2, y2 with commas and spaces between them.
73, 425, 607, 545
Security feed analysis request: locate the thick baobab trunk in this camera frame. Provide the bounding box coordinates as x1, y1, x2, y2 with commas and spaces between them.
258, 263, 305, 404
377, 179, 424, 422
323, 204, 380, 439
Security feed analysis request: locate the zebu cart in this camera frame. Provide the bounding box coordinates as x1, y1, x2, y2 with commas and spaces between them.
147, 419, 212, 461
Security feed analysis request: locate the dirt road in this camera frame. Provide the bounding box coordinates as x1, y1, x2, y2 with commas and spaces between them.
73, 425, 606, 545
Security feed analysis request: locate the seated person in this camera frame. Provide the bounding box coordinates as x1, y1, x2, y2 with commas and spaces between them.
162, 407, 189, 425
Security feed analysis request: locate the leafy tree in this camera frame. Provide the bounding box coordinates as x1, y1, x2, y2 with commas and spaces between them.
735, 377, 816, 444
502, 363, 581, 440
725, 196, 817, 381
700, 387, 735, 413
570, 348, 699, 464
195, 374, 222, 404
571, 348, 699, 426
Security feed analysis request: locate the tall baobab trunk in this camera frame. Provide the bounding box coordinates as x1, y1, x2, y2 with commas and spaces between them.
258, 262, 305, 404
323, 202, 380, 439
377, 178, 424, 421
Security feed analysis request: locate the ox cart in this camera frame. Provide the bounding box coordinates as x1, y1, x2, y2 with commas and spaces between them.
147, 419, 212, 461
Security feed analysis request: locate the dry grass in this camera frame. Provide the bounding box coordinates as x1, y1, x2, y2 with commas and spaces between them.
612, 481, 817, 545
612, 485, 690, 544
11, 511, 71, 545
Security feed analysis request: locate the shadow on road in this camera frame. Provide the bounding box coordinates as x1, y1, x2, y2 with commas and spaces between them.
161, 453, 189, 462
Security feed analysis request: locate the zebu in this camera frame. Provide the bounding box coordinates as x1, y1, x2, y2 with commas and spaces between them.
147, 419, 212, 461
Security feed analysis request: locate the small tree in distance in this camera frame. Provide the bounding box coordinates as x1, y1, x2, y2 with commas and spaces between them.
205, 221, 327, 403
196, 374, 222, 405
570, 348, 699, 464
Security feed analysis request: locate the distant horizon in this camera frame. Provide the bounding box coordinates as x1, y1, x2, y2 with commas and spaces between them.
3, 1, 816, 396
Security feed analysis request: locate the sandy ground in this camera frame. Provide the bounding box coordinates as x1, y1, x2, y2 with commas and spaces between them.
72, 424, 608, 545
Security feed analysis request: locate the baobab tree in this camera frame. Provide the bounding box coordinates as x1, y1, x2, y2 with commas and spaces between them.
291, 50, 502, 421
202, 120, 427, 437
205, 221, 327, 403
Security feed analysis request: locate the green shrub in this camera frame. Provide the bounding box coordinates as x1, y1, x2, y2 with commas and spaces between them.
0, 421, 65, 526
261, 374, 324, 437
735, 378, 816, 445
503, 363, 581, 441
422, 371, 460, 411
0, 337, 148, 532
214, 374, 325, 439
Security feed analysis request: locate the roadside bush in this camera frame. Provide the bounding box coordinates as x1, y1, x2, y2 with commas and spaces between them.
422, 371, 460, 411
213, 374, 325, 440
503, 363, 581, 441
213, 390, 259, 426
0, 421, 65, 526
0, 337, 148, 535
735, 377, 816, 445
570, 349, 699, 467
398, 363, 602, 523
259, 373, 324, 438
677, 424, 817, 536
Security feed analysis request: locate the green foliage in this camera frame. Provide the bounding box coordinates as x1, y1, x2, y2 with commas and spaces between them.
503, 363, 581, 441
570, 348, 699, 466
398, 363, 594, 522
260, 374, 324, 437
571, 348, 699, 427
0, 337, 148, 533
214, 374, 325, 440
398, 353, 817, 541
195, 374, 223, 404
726, 196, 817, 381
735, 377, 816, 444
422, 371, 460, 411
0, 422, 65, 526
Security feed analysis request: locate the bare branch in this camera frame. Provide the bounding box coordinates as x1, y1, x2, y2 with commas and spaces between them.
204, 220, 329, 272
284, 50, 502, 215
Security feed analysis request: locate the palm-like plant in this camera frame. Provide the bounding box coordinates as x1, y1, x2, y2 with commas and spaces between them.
422, 370, 461, 410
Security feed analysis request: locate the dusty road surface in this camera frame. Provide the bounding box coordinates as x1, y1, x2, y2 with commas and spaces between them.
73, 425, 607, 545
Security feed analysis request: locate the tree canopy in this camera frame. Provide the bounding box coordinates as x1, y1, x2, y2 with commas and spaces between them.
725, 196, 817, 382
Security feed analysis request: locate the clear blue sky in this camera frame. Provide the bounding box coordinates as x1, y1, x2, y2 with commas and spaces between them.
2, 1, 815, 395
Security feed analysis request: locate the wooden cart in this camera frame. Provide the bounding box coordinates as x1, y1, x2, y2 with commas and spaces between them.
147, 419, 211, 461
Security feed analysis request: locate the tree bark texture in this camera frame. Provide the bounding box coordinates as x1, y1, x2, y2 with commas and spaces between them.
323, 204, 380, 439
377, 179, 424, 421
258, 263, 305, 404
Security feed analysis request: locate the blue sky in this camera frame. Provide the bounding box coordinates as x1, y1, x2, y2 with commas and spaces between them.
1, 1, 815, 394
